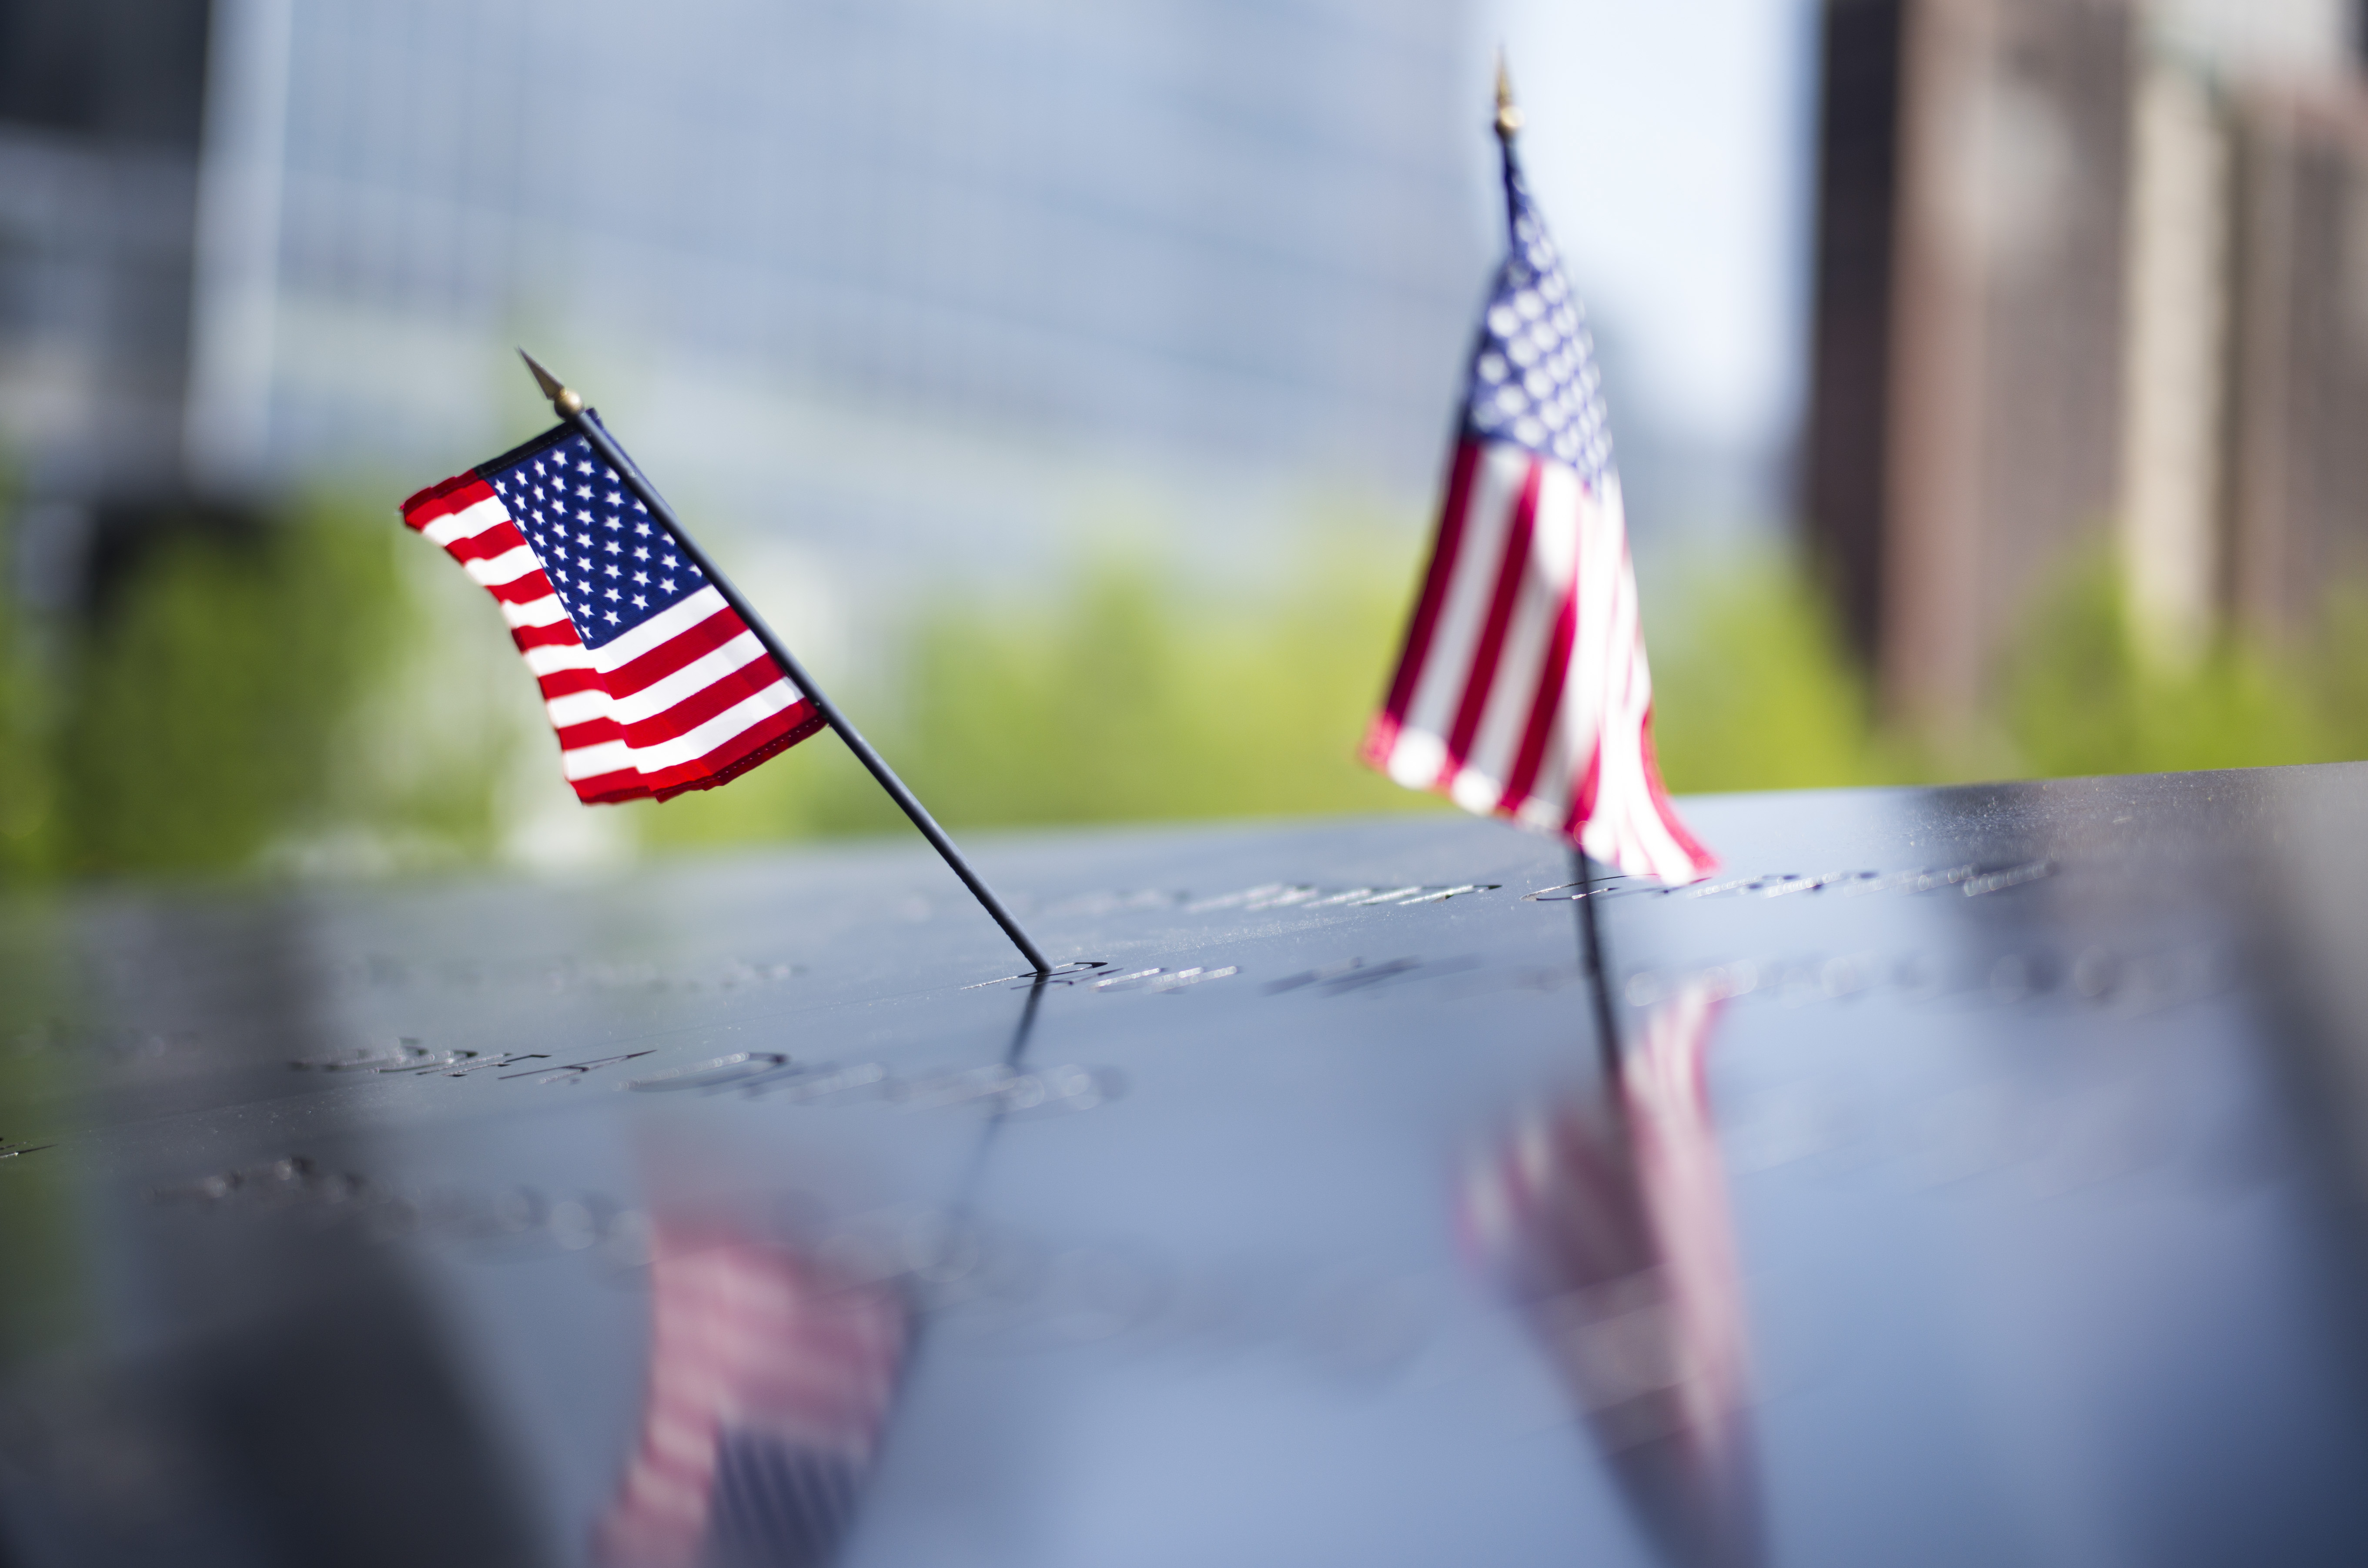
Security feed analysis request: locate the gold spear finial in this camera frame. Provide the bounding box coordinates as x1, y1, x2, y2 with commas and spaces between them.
518, 348, 585, 417
1494, 49, 1522, 141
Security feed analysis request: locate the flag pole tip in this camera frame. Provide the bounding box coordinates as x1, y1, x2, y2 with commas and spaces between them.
1493, 50, 1522, 140
518, 348, 585, 417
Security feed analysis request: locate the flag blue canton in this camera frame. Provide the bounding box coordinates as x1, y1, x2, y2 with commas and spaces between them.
486, 426, 706, 650
1463, 157, 1614, 489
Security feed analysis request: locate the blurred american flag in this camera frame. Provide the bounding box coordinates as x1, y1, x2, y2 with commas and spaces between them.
1365, 133, 1714, 886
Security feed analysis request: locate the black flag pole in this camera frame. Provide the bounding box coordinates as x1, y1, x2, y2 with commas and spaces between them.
518, 349, 1052, 976
1498, 57, 1622, 1088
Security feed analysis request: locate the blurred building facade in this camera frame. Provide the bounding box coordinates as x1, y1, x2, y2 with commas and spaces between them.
0, 0, 1486, 630
0, 0, 215, 606
1806, 0, 2368, 725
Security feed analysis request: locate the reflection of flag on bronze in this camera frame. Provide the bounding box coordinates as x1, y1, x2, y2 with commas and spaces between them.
401, 424, 825, 805
1459, 984, 1759, 1568
597, 1229, 906, 1568
1364, 75, 1714, 885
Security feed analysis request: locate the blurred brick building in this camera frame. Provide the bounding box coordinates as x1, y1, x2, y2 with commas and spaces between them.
1805, 0, 2368, 726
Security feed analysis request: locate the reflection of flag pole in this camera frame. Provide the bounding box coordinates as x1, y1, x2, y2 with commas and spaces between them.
599, 973, 1047, 1567
518, 351, 1050, 976
1573, 846, 1625, 1084
1461, 984, 1763, 1568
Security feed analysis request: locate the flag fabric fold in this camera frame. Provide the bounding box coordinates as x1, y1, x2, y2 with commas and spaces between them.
401, 421, 825, 804
1364, 137, 1716, 884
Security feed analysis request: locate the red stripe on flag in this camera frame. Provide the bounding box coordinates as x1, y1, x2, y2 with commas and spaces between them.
1564, 739, 1603, 837
646, 700, 828, 802
553, 715, 626, 751
1438, 455, 1544, 786
601, 607, 763, 699
1637, 713, 1718, 871
488, 572, 559, 606
618, 664, 790, 750
399, 471, 493, 530
536, 667, 601, 699
442, 521, 529, 565
573, 770, 654, 806
1363, 439, 1482, 765
512, 621, 584, 652
1498, 571, 1580, 813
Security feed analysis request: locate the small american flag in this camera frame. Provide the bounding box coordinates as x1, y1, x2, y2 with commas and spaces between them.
401, 421, 826, 804
1364, 131, 1715, 884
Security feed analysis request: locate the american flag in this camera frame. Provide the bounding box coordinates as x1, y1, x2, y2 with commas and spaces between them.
597, 1227, 907, 1568
1364, 133, 1715, 885
400, 421, 825, 804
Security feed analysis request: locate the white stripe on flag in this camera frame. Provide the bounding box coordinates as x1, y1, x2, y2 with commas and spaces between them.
420, 495, 507, 548
465, 544, 542, 588
502, 593, 572, 629
562, 738, 634, 782
521, 640, 595, 676
591, 586, 733, 673
1452, 459, 1581, 812
544, 688, 616, 729
609, 632, 773, 726
629, 680, 799, 776
1387, 442, 1531, 789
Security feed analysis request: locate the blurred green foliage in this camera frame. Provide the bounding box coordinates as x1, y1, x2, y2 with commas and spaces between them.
13, 498, 2368, 886
1646, 552, 1904, 793
1997, 558, 2368, 777
0, 535, 50, 880
55, 510, 395, 874
1650, 549, 2368, 792
0, 497, 521, 885
642, 540, 1442, 850
1652, 549, 2368, 792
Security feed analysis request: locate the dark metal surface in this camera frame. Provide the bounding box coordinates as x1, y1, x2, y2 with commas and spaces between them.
7, 764, 2368, 1566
